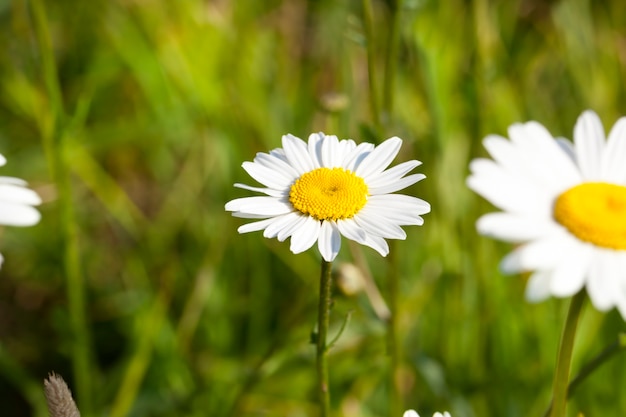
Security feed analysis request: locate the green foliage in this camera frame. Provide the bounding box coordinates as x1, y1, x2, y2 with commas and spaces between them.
0, 0, 625, 416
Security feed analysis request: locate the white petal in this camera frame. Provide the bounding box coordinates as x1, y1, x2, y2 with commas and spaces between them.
336, 138, 357, 162
321, 134, 341, 167
509, 122, 581, 192
253, 152, 300, 179
574, 110, 605, 180
364, 160, 422, 188
263, 212, 303, 239
307, 132, 325, 168
225, 196, 293, 216
586, 250, 618, 311
336, 218, 367, 243
353, 210, 406, 239
362, 234, 389, 256
0, 202, 41, 226
548, 243, 591, 297
499, 236, 570, 273
237, 217, 278, 234
612, 256, 626, 318
0, 184, 41, 205
367, 194, 431, 216
525, 270, 553, 302
234, 183, 286, 198
277, 214, 308, 242
0, 154, 5, 166
231, 212, 275, 219
282, 134, 315, 174
403, 411, 420, 417
354, 137, 402, 179
360, 202, 425, 226
599, 251, 626, 311
268, 147, 288, 162
337, 219, 390, 256
476, 212, 561, 243
318, 221, 341, 262
364, 194, 429, 222
368, 174, 426, 195
0, 176, 27, 186
242, 161, 293, 189
290, 215, 320, 254
601, 116, 626, 183
555, 138, 576, 163
468, 159, 552, 216
482, 134, 528, 178
342, 142, 375, 171
613, 270, 626, 319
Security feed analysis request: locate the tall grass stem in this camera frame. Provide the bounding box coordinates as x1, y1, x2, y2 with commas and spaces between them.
381, 0, 405, 412
30, 1, 93, 415
383, 0, 403, 117
543, 332, 626, 417
549, 290, 586, 417
362, 0, 381, 132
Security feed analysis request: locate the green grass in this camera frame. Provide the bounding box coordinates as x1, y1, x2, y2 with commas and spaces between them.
1, 0, 626, 416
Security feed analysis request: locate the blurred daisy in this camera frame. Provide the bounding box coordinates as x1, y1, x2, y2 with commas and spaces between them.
403, 410, 451, 417
225, 133, 430, 262
468, 110, 626, 318
0, 153, 42, 267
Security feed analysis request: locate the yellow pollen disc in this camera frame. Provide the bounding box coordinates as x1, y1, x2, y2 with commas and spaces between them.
554, 182, 626, 250
289, 167, 368, 221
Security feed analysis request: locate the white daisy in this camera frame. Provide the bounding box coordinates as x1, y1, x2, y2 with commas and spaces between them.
0, 153, 42, 267
468, 110, 626, 318
225, 133, 430, 262
403, 410, 452, 417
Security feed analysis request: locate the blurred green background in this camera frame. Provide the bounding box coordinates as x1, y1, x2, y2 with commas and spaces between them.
1, 0, 626, 416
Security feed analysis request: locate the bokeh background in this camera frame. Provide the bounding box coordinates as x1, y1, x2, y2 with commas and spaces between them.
1, 0, 626, 416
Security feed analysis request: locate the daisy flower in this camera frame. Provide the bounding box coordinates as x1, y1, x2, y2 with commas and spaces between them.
225, 133, 430, 262
467, 110, 626, 318
403, 410, 451, 417
0, 153, 42, 267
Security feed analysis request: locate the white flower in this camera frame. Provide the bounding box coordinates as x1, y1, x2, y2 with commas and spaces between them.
468, 110, 626, 318
403, 410, 451, 417
225, 133, 430, 262
0, 153, 42, 267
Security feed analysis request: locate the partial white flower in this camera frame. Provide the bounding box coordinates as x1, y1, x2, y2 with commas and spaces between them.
468, 110, 626, 318
0, 153, 42, 267
403, 410, 451, 417
225, 133, 430, 262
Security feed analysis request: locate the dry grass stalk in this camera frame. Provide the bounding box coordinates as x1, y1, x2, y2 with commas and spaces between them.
43, 373, 81, 417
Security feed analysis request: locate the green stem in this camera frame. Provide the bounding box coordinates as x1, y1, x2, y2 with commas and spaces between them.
29, 0, 65, 122
362, 1, 405, 411
568, 333, 626, 395
29, 1, 93, 416
362, 0, 381, 131
549, 291, 586, 417
317, 260, 333, 417
543, 333, 626, 417
383, 0, 403, 117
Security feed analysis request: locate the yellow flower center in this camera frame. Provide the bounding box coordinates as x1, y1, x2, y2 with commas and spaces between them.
289, 167, 368, 221
553, 182, 626, 250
